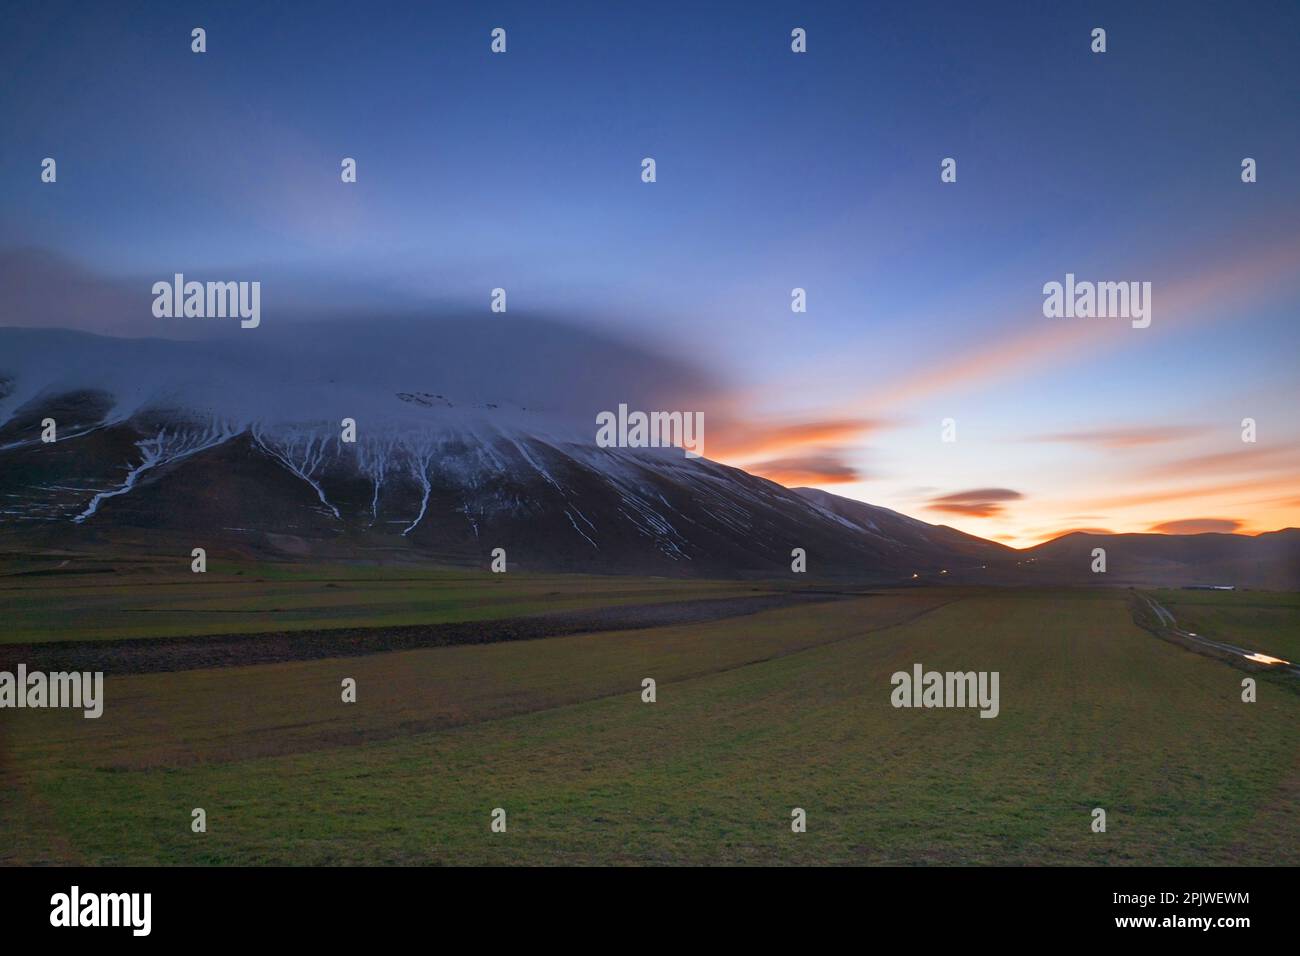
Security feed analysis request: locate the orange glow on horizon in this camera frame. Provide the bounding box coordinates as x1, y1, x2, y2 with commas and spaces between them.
699, 232, 1300, 549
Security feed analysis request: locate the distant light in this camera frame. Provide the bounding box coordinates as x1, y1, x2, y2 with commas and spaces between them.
1245, 652, 1290, 665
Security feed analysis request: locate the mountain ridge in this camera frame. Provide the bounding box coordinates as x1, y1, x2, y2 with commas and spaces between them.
1, 327, 1296, 587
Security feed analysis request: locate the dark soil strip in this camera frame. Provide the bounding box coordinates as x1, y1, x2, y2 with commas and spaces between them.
0, 592, 850, 675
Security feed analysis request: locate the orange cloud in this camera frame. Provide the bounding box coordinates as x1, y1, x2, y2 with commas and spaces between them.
1084, 476, 1292, 511
747, 453, 862, 485
1148, 518, 1243, 535
926, 488, 1023, 518
852, 230, 1300, 413
709, 417, 883, 459
1033, 425, 1207, 448
1145, 444, 1300, 479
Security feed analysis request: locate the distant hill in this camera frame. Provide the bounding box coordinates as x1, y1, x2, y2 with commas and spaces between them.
1019, 528, 1300, 590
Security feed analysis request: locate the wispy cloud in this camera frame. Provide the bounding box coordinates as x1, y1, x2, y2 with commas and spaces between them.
1148, 518, 1243, 535
1145, 444, 1300, 479
845, 230, 1300, 414
746, 453, 862, 485
709, 417, 885, 462
926, 488, 1023, 518
1032, 425, 1208, 448
1083, 477, 1293, 511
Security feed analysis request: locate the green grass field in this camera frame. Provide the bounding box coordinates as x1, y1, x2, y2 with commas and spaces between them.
2, 574, 1296, 866
0, 560, 767, 643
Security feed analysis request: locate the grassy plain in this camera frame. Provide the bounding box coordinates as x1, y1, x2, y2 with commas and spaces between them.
0, 559, 763, 643
2, 575, 1296, 866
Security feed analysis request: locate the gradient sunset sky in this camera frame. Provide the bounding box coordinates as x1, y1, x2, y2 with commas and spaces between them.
2, 1, 1297, 547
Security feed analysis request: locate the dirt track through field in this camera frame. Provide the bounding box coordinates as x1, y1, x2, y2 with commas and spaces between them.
0, 591, 850, 675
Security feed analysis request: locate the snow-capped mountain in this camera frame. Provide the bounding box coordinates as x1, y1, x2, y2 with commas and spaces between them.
0, 326, 1015, 577
5, 327, 1293, 585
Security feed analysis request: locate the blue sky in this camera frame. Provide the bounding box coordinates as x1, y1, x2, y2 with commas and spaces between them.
2, 0, 1297, 543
